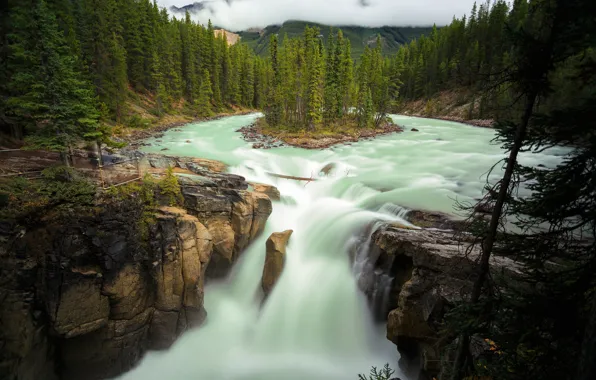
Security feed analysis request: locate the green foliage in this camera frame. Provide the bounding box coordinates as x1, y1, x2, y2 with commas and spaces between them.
0, 0, 264, 141
358, 364, 397, 380
263, 27, 397, 130
4, 0, 101, 153
196, 69, 214, 117
0, 166, 96, 222
446, 1, 596, 379
125, 115, 152, 129
157, 167, 183, 206
104, 169, 182, 241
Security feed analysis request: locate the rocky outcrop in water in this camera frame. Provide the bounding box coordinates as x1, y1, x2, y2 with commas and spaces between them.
361, 225, 519, 379
261, 230, 293, 295
0, 158, 275, 380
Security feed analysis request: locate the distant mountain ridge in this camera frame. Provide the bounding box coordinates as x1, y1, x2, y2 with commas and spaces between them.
237, 21, 434, 60
169, 3, 433, 59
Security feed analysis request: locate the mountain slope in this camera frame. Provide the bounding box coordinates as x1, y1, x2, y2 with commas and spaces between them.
237, 21, 433, 59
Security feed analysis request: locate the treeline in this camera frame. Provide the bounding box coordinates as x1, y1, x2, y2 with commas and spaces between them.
264, 27, 400, 130
0, 0, 265, 159
392, 0, 529, 118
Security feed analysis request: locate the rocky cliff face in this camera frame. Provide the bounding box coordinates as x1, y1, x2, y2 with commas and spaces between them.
361, 224, 519, 379
0, 158, 273, 380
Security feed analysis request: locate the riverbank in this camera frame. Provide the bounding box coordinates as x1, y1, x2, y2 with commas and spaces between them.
238, 117, 404, 149
397, 89, 495, 128
119, 108, 257, 148
400, 112, 495, 128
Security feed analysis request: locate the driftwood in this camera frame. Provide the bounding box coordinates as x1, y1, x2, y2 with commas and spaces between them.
244, 166, 318, 182
266, 172, 317, 182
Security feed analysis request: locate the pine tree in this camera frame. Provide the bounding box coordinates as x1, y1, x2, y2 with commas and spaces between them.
266, 34, 283, 126
196, 69, 213, 117
5, 0, 100, 164
323, 29, 338, 125
450, 1, 596, 379
306, 37, 324, 129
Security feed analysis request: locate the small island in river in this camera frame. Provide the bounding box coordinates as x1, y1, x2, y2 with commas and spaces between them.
238, 117, 404, 149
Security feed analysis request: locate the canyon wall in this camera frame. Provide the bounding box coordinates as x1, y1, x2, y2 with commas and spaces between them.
0, 157, 273, 380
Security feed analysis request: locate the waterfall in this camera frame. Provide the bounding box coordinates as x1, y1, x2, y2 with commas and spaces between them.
118, 170, 408, 380
125, 113, 566, 380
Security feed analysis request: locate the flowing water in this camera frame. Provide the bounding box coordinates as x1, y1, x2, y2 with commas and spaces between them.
119, 114, 567, 380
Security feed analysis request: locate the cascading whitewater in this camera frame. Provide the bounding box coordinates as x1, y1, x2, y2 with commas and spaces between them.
120, 113, 567, 380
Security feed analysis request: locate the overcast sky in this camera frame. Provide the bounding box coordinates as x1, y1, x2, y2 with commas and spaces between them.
157, 0, 479, 30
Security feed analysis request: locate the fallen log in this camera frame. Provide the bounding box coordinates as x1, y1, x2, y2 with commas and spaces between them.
266, 172, 317, 181
244, 165, 318, 182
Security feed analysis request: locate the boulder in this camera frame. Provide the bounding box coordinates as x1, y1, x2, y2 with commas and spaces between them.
406, 209, 465, 231
250, 182, 281, 201
319, 162, 337, 176
250, 192, 273, 240
204, 219, 236, 277
261, 230, 293, 295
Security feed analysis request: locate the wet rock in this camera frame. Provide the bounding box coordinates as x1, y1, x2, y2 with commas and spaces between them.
102, 264, 152, 320
250, 192, 273, 240
48, 275, 110, 338
0, 154, 273, 380
250, 182, 281, 201
411, 128, 419, 132
368, 225, 519, 379
186, 140, 192, 143
319, 163, 337, 176
262, 230, 293, 295
406, 210, 465, 231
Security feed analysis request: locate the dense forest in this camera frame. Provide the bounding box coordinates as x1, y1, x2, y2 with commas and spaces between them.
0, 0, 264, 158
263, 27, 399, 130
1, 0, 592, 154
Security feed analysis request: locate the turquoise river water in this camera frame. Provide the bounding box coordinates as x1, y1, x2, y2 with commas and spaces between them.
117, 114, 566, 380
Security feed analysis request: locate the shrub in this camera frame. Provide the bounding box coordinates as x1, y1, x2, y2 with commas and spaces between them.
157, 167, 183, 206
125, 115, 152, 129
358, 364, 399, 380
0, 166, 96, 222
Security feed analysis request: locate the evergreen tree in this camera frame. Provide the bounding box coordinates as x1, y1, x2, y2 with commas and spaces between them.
266, 34, 283, 126
306, 36, 324, 128
196, 69, 213, 117
449, 1, 596, 379
5, 0, 100, 164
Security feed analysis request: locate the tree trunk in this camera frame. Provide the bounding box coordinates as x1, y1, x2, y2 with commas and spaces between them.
10, 124, 23, 140
60, 151, 71, 167
95, 140, 103, 167
451, 92, 537, 380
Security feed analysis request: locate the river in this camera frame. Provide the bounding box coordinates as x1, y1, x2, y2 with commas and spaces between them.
118, 114, 566, 380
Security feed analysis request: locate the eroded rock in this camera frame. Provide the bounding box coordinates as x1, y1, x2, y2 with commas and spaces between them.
367, 225, 519, 379
261, 230, 293, 295
250, 182, 281, 201
0, 162, 270, 380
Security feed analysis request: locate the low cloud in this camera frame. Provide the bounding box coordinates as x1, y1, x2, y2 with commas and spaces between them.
158, 0, 477, 31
